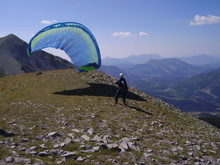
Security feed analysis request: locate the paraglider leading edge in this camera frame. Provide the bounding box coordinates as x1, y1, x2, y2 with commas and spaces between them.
27, 22, 101, 72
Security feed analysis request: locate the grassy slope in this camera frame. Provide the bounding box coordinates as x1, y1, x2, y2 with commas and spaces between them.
0, 69, 220, 164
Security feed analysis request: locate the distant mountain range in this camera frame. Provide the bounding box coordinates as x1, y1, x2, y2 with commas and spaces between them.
0, 34, 74, 77
103, 54, 220, 69
180, 54, 220, 67
122, 58, 213, 79
102, 54, 162, 68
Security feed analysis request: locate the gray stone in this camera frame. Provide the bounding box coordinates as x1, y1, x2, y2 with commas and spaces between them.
209, 150, 216, 154
77, 156, 84, 161
86, 144, 92, 149
81, 135, 90, 141
67, 133, 75, 139
72, 129, 81, 133
64, 137, 72, 145
55, 158, 66, 164
93, 135, 102, 142
30, 146, 37, 150
80, 145, 86, 149
171, 147, 178, 152
14, 157, 31, 164
46, 132, 60, 137
121, 137, 130, 142
119, 140, 128, 151
151, 121, 158, 126
34, 158, 44, 165
39, 151, 49, 156
74, 139, 81, 143
49, 149, 59, 155
144, 153, 152, 158
92, 146, 100, 151
30, 151, 38, 155
39, 144, 46, 148
36, 135, 43, 140
25, 148, 31, 154
87, 128, 94, 135
60, 142, 66, 147
53, 144, 60, 148
107, 143, 118, 149
147, 149, 153, 153
10, 145, 16, 149
102, 135, 110, 143
188, 152, 194, 156
22, 138, 29, 142
127, 142, 140, 151
62, 152, 77, 158
5, 156, 14, 163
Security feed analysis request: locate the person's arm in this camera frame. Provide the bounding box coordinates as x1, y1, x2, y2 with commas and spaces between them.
114, 79, 120, 85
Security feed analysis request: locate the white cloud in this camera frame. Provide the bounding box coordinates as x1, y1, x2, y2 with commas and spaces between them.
41, 20, 57, 25
139, 32, 149, 36
112, 32, 135, 38
190, 15, 220, 26
71, 3, 81, 7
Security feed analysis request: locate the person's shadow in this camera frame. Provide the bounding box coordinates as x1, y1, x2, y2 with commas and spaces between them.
53, 83, 146, 101
126, 105, 154, 116
53, 83, 154, 115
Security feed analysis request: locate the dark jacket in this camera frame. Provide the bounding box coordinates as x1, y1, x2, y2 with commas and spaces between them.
115, 77, 128, 93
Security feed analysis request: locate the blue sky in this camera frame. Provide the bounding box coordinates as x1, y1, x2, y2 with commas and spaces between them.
1, 0, 220, 60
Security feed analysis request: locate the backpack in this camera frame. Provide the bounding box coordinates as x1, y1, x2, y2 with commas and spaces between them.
120, 79, 127, 93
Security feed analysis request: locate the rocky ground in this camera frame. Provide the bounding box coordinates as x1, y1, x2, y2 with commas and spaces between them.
0, 69, 220, 164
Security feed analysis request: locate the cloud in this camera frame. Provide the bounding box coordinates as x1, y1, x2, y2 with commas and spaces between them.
190, 15, 220, 26
139, 32, 149, 36
71, 3, 81, 7
41, 20, 57, 25
112, 32, 135, 38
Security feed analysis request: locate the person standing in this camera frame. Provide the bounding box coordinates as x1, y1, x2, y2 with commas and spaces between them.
114, 73, 128, 104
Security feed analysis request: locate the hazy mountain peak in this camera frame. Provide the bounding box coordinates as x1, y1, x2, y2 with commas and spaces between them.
102, 54, 162, 68
0, 34, 74, 77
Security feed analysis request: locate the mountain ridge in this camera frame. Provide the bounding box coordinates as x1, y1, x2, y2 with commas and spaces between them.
0, 34, 74, 77
180, 54, 220, 67
0, 69, 220, 164
102, 54, 162, 68
122, 58, 213, 79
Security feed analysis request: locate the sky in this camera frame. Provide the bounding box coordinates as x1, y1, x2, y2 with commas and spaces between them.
1, 0, 220, 61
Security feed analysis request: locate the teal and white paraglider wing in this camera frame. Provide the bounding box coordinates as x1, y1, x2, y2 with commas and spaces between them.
27, 22, 101, 72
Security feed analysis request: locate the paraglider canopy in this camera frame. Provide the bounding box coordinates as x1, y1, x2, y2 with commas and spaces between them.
27, 22, 101, 72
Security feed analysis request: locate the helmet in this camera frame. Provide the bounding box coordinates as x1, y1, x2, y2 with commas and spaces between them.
119, 73, 124, 77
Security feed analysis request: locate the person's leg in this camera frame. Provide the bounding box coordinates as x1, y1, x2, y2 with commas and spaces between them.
115, 89, 121, 103
122, 93, 126, 104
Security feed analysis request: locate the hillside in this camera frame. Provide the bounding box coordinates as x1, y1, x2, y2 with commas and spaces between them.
0, 34, 74, 77
147, 68, 220, 116
1, 69, 220, 164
